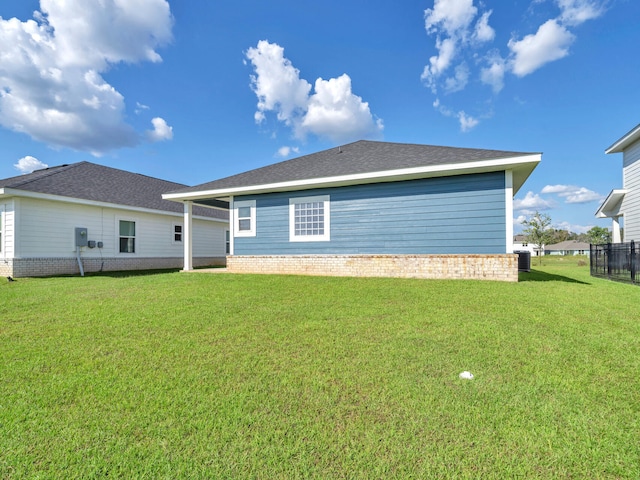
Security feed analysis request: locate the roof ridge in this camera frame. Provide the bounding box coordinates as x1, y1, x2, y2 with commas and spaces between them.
6, 162, 84, 189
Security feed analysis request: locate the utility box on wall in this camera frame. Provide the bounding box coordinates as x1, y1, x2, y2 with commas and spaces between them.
75, 227, 88, 247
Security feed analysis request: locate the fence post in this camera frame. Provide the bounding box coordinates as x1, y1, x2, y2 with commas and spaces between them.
631, 241, 636, 284
606, 243, 612, 279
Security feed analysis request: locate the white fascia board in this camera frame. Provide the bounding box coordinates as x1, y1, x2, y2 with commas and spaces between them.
163, 154, 541, 202
2, 188, 228, 223
606, 124, 640, 154
595, 189, 626, 218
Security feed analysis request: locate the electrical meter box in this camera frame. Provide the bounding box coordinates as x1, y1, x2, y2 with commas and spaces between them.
75, 227, 88, 247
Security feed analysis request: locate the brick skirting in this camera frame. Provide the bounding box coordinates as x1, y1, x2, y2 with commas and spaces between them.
2, 256, 226, 278
226, 254, 519, 282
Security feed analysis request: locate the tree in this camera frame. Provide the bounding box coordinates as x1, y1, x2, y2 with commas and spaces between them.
586, 226, 612, 245
522, 211, 553, 265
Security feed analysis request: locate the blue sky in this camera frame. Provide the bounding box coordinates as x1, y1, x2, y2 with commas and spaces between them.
1, 0, 638, 233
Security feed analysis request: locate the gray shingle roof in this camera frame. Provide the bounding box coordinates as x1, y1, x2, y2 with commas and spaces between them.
0, 162, 227, 220
169, 140, 538, 195
545, 240, 590, 251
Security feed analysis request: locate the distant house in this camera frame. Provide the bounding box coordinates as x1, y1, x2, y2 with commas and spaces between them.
0, 162, 228, 278
596, 122, 640, 242
513, 234, 542, 256
544, 240, 590, 256
164, 140, 541, 281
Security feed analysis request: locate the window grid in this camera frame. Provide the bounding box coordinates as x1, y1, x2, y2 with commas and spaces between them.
294, 201, 325, 237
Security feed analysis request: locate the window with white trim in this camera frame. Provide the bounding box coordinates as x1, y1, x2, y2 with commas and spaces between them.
234, 200, 256, 237
289, 195, 330, 242
173, 223, 183, 243
0, 209, 3, 253
225, 230, 230, 254
119, 220, 136, 253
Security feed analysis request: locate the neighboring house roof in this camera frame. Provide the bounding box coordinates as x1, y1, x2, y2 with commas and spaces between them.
513, 234, 528, 242
605, 122, 640, 154
0, 162, 228, 221
164, 140, 540, 205
545, 240, 590, 251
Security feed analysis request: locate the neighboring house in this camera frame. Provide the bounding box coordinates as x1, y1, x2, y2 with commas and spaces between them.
544, 240, 590, 256
512, 234, 541, 256
164, 140, 540, 281
0, 162, 228, 278
596, 122, 640, 242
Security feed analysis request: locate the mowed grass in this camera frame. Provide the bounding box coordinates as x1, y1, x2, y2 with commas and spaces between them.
1, 259, 639, 478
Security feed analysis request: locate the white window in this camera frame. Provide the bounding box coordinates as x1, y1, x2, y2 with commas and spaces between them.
234, 200, 256, 237
0, 208, 3, 253
119, 220, 136, 253
173, 223, 183, 243
289, 195, 330, 242
225, 230, 230, 254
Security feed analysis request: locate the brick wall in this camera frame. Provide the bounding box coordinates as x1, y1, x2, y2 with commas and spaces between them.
227, 254, 519, 282
5, 256, 226, 278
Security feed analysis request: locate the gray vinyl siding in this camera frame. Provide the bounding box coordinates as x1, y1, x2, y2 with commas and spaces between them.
622, 140, 640, 241
234, 172, 506, 255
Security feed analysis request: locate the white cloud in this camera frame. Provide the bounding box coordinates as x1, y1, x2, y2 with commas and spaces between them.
508, 19, 575, 77
514, 215, 528, 226
245, 41, 311, 126
514, 191, 554, 214
425, 0, 478, 36
542, 184, 603, 203
246, 40, 383, 144
14, 156, 48, 174
422, 0, 494, 93
276, 146, 300, 158
557, 0, 605, 26
422, 1, 606, 128
146, 117, 173, 142
480, 52, 507, 93
554, 221, 593, 234
0, 0, 173, 154
473, 11, 496, 43
458, 111, 478, 131
444, 63, 470, 94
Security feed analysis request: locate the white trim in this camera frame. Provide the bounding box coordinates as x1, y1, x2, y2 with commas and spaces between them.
162, 154, 541, 202
117, 217, 137, 254
606, 124, 640, 154
228, 196, 235, 254
233, 199, 256, 237
183, 202, 193, 271
0, 188, 227, 224
289, 195, 331, 242
172, 222, 183, 244
595, 189, 626, 218
0, 204, 4, 257
505, 170, 514, 253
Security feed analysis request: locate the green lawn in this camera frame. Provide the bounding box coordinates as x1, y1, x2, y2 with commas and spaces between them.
1, 259, 639, 478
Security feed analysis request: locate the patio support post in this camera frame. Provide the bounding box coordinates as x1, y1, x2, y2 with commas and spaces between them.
612, 216, 622, 243
183, 201, 193, 271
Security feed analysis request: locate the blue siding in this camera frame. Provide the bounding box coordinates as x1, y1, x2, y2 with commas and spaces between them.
234, 172, 507, 255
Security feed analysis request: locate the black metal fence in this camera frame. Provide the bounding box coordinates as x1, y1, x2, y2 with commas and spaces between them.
590, 241, 639, 284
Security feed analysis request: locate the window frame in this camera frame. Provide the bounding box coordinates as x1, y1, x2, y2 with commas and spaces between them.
118, 219, 136, 254
289, 195, 331, 242
172, 223, 183, 244
234, 200, 256, 237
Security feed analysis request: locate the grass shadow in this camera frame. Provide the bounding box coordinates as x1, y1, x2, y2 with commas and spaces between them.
519, 269, 591, 284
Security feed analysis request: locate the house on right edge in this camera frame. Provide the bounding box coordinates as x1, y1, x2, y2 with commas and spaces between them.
596, 123, 640, 242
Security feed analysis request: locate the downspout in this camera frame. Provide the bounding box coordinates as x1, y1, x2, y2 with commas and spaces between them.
76, 246, 85, 277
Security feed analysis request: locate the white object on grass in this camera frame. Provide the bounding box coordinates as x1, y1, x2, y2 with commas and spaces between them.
459, 371, 474, 380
